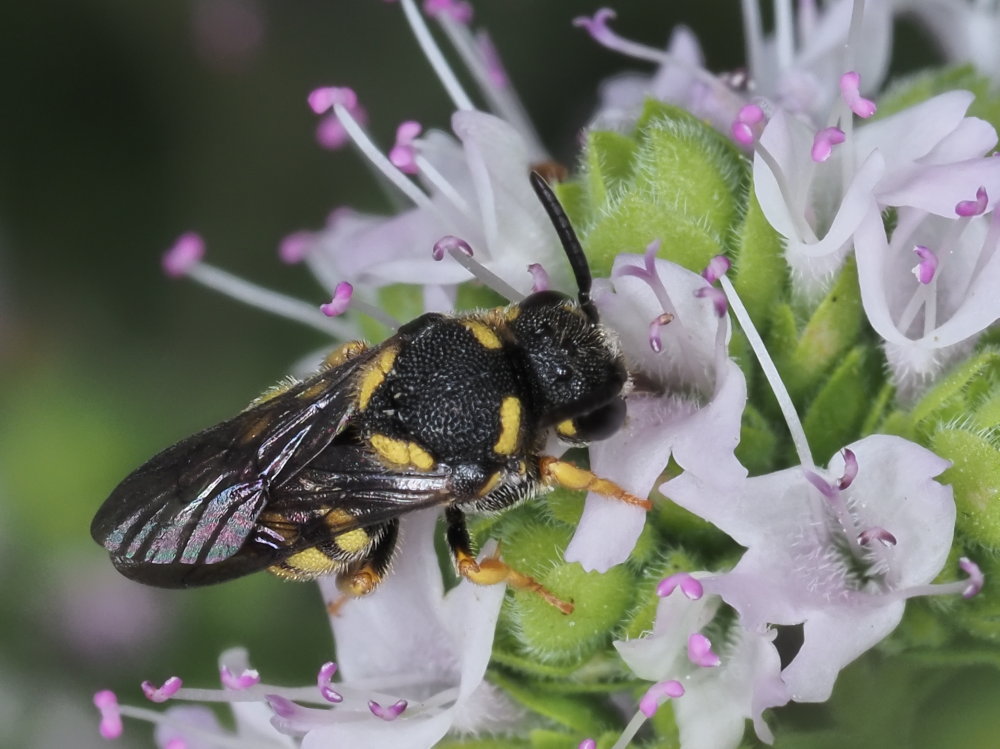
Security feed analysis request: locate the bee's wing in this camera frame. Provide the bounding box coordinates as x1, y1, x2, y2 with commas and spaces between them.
103, 445, 456, 588
91, 349, 380, 579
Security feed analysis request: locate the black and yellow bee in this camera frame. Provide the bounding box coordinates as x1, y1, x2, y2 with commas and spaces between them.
91, 173, 649, 614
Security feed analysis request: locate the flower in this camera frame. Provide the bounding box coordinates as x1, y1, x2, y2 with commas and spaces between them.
664, 435, 958, 702
98, 511, 516, 747
90, 1, 996, 747
565, 248, 748, 572
615, 583, 789, 748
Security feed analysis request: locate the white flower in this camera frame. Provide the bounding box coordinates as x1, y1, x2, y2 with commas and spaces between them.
615, 585, 789, 749
664, 435, 956, 702
565, 249, 747, 572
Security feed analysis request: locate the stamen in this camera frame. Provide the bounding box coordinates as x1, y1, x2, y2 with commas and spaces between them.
317, 661, 344, 704
804, 470, 837, 500
702, 254, 732, 284
720, 275, 815, 469
657, 572, 703, 600
93, 690, 123, 740
432, 235, 525, 301
527, 262, 550, 292
960, 557, 984, 598
694, 286, 728, 317
687, 632, 721, 668
811, 126, 846, 163
837, 448, 858, 489
389, 120, 423, 174
476, 31, 507, 88
398, 0, 475, 111
895, 557, 984, 601
308, 86, 358, 115
320, 282, 353, 317
432, 234, 473, 261
316, 105, 369, 150
141, 676, 183, 703
638, 680, 685, 718
265, 694, 298, 718
220, 665, 260, 690
309, 87, 368, 150
368, 698, 408, 721
772, 0, 795, 72
731, 104, 766, 146
858, 527, 897, 547
163, 232, 206, 278
184, 263, 354, 339
574, 8, 739, 109
423, 0, 473, 24
912, 245, 939, 285
648, 312, 674, 353
740, 0, 764, 83
279, 231, 313, 264
955, 185, 989, 217
839, 72, 877, 118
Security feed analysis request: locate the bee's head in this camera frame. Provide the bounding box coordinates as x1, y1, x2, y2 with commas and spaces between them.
516, 173, 628, 440
510, 290, 626, 435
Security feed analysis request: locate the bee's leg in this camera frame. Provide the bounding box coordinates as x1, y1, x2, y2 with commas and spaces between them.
538, 456, 652, 510
326, 519, 399, 615
322, 340, 369, 369
445, 507, 574, 615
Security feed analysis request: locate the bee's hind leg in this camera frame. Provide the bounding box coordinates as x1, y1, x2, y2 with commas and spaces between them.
445, 507, 574, 615
326, 519, 399, 616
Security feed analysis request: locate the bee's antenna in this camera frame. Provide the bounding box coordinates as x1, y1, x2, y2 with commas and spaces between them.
529, 171, 598, 322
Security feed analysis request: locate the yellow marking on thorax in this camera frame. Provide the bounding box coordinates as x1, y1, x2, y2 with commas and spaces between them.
556, 419, 577, 438
462, 319, 502, 349
333, 528, 370, 554
284, 548, 337, 575
357, 346, 399, 409
370, 434, 435, 470
323, 340, 368, 369
494, 396, 522, 455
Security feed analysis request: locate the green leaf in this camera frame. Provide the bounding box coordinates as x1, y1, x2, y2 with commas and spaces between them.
735, 403, 779, 474
784, 259, 864, 401
932, 427, 1000, 552
582, 129, 638, 213
910, 348, 1000, 439
801, 346, 869, 465
729, 188, 786, 329
490, 671, 618, 736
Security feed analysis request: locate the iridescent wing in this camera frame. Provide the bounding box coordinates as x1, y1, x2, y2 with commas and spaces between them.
91, 350, 380, 584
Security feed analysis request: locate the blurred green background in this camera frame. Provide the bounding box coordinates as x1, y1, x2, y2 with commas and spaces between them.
2, 2, 993, 748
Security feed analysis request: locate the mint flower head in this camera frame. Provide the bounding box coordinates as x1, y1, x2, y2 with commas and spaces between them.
94, 1, 1000, 747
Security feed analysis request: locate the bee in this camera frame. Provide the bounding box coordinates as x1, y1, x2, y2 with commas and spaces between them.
91, 173, 649, 614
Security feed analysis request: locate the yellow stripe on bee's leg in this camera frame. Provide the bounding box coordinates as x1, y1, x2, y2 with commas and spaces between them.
538, 456, 652, 510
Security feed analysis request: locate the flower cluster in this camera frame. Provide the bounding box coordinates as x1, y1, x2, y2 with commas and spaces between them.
94, 1, 999, 748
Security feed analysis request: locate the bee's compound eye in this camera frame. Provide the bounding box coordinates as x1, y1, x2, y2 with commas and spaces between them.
573, 398, 627, 442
